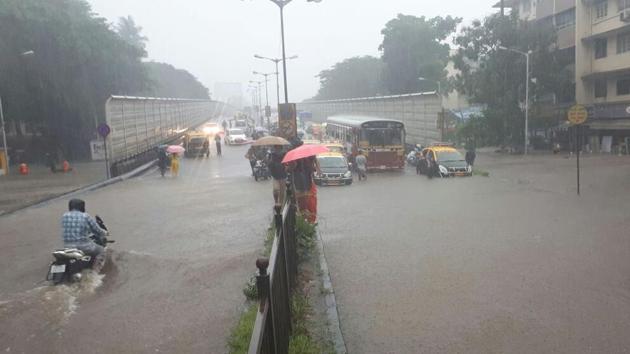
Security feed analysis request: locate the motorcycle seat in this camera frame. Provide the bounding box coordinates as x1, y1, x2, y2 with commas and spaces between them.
52, 248, 86, 260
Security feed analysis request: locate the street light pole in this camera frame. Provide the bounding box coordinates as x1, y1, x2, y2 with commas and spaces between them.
267, 0, 319, 103
498, 46, 531, 155
279, 4, 289, 103
254, 54, 298, 108
254, 71, 274, 129
250, 80, 264, 125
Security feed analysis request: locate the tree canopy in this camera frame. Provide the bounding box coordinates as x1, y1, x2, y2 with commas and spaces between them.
116, 15, 148, 55
0, 0, 210, 159
380, 14, 461, 95
144, 62, 209, 99
452, 12, 574, 146
311, 14, 461, 100
314, 56, 384, 100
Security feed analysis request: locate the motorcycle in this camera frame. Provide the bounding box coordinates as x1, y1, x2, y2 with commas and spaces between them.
46, 216, 114, 285
253, 159, 270, 181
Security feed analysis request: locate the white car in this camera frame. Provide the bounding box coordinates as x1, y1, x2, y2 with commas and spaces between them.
224, 128, 248, 145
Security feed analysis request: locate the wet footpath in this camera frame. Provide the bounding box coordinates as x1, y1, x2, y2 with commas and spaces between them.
0, 145, 271, 353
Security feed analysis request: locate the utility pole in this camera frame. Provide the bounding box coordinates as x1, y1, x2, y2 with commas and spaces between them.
501, 0, 505, 16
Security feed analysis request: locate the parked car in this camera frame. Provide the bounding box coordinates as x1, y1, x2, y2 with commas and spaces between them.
314, 152, 353, 186
417, 144, 472, 177
224, 128, 248, 145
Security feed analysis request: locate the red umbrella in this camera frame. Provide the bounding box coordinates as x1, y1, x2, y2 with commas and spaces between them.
282, 144, 329, 164
166, 145, 185, 154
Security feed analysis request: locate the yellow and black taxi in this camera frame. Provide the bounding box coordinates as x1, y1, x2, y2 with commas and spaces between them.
314, 151, 353, 186
417, 143, 472, 177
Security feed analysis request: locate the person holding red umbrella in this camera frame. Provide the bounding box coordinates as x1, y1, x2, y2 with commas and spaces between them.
283, 143, 327, 224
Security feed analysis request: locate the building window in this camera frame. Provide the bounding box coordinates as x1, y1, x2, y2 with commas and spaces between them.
594, 80, 608, 98
595, 38, 608, 58
522, 0, 531, 14
555, 9, 576, 29
618, 32, 630, 54
618, 78, 630, 95
619, 0, 630, 11
595, 1, 608, 18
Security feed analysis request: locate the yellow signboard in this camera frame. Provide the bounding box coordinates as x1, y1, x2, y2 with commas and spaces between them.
568, 105, 588, 125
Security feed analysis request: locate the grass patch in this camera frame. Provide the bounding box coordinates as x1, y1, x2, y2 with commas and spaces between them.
473, 168, 490, 177
227, 304, 257, 354
288, 293, 323, 354
296, 215, 317, 261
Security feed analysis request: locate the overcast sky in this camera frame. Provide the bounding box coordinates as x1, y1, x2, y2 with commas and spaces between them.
87, 0, 500, 103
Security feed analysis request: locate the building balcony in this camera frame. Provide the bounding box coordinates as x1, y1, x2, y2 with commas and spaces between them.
585, 54, 630, 79
585, 16, 630, 40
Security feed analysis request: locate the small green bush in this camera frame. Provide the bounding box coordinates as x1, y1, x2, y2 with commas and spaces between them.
242, 276, 258, 301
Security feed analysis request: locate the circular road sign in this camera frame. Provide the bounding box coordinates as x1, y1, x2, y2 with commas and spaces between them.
97, 123, 111, 138
568, 105, 588, 125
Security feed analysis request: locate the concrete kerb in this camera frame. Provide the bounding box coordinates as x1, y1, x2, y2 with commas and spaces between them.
316, 229, 348, 354
0, 160, 156, 217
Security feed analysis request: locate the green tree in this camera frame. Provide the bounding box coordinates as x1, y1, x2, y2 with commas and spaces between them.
314, 56, 384, 100
452, 12, 574, 147
0, 0, 150, 159
380, 14, 461, 95
144, 62, 209, 99
116, 15, 148, 55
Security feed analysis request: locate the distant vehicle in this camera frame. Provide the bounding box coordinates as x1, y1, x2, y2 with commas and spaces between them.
417, 144, 472, 177
327, 115, 405, 170
314, 152, 353, 186
232, 119, 248, 128
225, 128, 248, 145
202, 122, 221, 136
184, 132, 209, 157
323, 142, 345, 154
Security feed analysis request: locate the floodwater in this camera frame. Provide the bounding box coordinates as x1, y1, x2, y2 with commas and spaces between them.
318, 152, 630, 353
0, 143, 272, 353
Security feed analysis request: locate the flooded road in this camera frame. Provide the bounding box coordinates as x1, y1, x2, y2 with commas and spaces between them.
0, 144, 271, 353
318, 152, 630, 353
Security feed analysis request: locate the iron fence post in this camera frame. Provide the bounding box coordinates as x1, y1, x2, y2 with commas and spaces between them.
255, 258, 270, 312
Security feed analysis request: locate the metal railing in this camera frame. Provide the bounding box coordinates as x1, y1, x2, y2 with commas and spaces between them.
248, 191, 298, 354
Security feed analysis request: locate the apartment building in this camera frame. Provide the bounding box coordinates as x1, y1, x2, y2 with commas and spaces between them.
498, 0, 630, 152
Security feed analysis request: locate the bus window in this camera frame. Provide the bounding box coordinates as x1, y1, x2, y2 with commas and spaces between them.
361, 128, 404, 146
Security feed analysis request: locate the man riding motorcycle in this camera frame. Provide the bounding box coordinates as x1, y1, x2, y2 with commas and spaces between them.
61, 199, 108, 263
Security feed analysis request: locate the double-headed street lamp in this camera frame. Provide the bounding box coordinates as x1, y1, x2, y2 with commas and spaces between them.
249, 80, 264, 125
247, 85, 259, 119
498, 45, 532, 155
1, 50, 35, 176
254, 54, 298, 107
266, 0, 320, 103
253, 71, 274, 129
